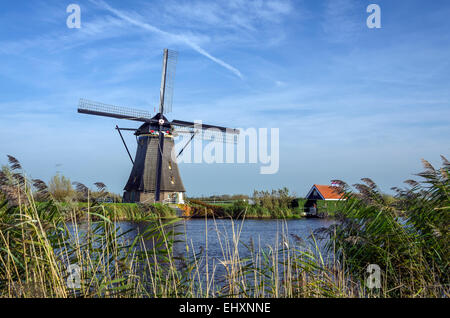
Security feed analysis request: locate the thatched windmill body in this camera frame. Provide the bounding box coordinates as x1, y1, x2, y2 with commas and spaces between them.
78, 49, 239, 203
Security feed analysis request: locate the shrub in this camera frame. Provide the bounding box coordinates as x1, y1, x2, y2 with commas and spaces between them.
48, 174, 75, 202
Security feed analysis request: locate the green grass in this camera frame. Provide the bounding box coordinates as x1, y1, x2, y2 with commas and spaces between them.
209, 202, 234, 207
40, 201, 177, 221
187, 199, 307, 219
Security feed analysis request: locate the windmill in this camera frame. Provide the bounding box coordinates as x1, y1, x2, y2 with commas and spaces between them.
78, 49, 240, 204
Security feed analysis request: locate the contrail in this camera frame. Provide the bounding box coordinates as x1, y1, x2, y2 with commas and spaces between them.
89, 0, 243, 79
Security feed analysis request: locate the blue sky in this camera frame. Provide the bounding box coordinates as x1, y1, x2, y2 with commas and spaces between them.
0, 0, 449, 197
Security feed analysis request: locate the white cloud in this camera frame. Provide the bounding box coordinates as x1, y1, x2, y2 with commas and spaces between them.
165, 0, 293, 30
90, 0, 243, 78
0, 16, 133, 55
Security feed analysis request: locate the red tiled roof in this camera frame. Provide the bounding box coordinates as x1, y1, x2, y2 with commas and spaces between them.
313, 184, 343, 200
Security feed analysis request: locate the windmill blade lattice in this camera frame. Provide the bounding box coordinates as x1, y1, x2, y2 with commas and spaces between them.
78, 98, 154, 122
173, 126, 239, 144
162, 50, 178, 114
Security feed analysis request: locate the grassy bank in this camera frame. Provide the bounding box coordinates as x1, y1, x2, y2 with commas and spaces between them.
186, 198, 306, 219
35, 201, 178, 222
79, 202, 177, 221
185, 199, 343, 219
186, 188, 313, 219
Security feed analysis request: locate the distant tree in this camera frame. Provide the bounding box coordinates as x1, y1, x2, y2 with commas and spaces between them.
252, 190, 261, 206
190, 193, 249, 202
48, 174, 74, 202
231, 194, 249, 201
252, 188, 295, 210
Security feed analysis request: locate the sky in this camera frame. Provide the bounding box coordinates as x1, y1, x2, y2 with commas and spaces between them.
0, 0, 449, 197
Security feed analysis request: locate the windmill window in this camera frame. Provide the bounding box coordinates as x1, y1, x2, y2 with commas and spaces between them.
170, 176, 175, 184
168, 161, 172, 170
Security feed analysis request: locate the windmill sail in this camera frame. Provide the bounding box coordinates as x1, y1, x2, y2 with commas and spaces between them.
163, 50, 177, 114
159, 49, 178, 114
171, 119, 240, 144
175, 129, 238, 144
78, 98, 153, 122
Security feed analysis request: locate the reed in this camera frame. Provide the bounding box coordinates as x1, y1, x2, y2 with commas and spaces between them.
187, 199, 302, 219
316, 156, 449, 297
0, 155, 447, 298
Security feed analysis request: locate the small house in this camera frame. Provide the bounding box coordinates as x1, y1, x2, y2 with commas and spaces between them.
304, 184, 344, 216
